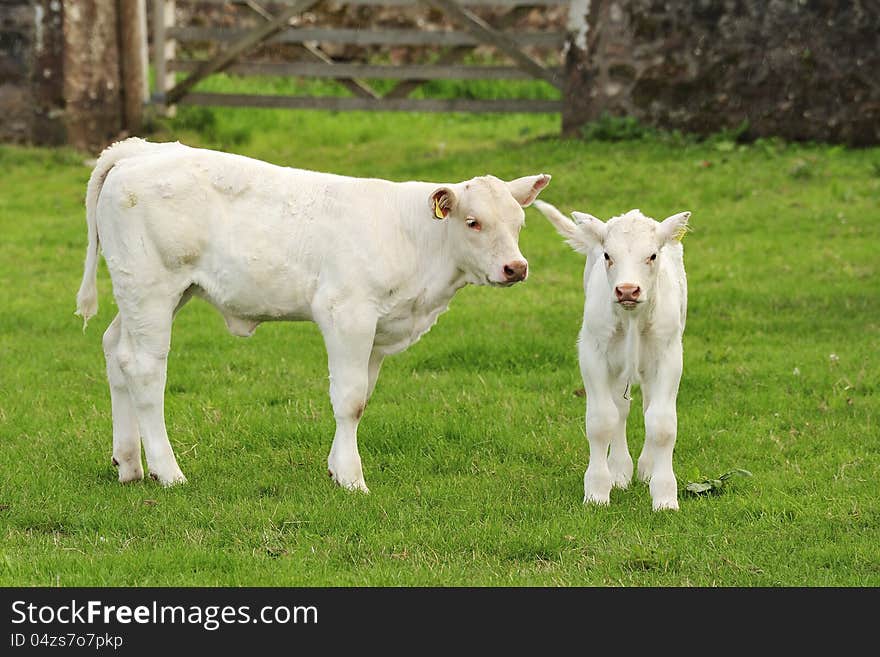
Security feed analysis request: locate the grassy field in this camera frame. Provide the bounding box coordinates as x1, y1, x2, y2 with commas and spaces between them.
1, 101, 878, 586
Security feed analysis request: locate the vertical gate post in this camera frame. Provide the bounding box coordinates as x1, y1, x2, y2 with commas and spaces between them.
151, 0, 176, 115
561, 0, 602, 136
119, 0, 148, 133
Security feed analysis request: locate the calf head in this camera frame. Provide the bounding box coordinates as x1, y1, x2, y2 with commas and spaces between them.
430, 174, 550, 286
540, 203, 690, 311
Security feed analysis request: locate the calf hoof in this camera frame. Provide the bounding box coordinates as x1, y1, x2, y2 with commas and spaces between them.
609, 464, 633, 490
112, 455, 144, 484
328, 453, 369, 493
147, 465, 187, 487
650, 474, 679, 511
583, 492, 610, 506
608, 455, 633, 489
583, 469, 612, 506
652, 498, 679, 511
329, 468, 370, 494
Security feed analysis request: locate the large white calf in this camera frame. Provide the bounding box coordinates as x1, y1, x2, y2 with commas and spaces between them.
76, 138, 550, 491
534, 200, 690, 510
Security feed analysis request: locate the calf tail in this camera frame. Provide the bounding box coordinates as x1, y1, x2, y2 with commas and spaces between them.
75, 137, 150, 329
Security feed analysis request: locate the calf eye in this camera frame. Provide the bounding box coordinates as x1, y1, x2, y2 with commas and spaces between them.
466, 217, 481, 231
603, 252, 610, 261
649, 253, 657, 262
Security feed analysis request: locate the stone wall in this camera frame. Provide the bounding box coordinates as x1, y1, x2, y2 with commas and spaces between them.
563, 0, 880, 146
0, 0, 65, 145
0, 0, 123, 152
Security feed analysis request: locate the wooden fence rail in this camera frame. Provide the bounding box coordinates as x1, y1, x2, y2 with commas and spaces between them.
167, 26, 567, 48
152, 0, 570, 114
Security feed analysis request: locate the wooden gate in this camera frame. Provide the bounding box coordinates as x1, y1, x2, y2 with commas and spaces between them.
152, 0, 569, 113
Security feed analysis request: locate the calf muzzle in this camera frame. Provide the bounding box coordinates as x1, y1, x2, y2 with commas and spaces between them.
502, 260, 528, 283
615, 284, 641, 306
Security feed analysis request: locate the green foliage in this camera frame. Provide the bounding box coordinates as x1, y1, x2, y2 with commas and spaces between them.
1, 100, 879, 586
580, 114, 660, 142
579, 115, 755, 147
703, 119, 751, 146
170, 106, 252, 148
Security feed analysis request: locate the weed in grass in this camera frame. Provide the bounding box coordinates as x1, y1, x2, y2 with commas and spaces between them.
684, 468, 753, 496
789, 158, 815, 179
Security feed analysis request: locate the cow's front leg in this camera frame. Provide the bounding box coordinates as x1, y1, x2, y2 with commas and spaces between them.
640, 343, 683, 511
580, 344, 620, 505
319, 309, 377, 493
643, 401, 678, 510
584, 394, 618, 505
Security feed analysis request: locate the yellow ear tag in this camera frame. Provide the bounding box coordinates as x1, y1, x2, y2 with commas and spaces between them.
433, 197, 446, 220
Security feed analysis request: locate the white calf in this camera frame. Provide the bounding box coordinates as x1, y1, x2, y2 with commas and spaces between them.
76, 138, 550, 492
534, 200, 690, 510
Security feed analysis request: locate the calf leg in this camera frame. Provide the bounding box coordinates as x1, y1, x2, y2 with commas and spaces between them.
636, 389, 654, 483
366, 349, 385, 402
607, 391, 633, 489
643, 403, 679, 510
319, 309, 376, 493
116, 302, 186, 486
103, 314, 143, 482
583, 395, 619, 505
640, 344, 683, 510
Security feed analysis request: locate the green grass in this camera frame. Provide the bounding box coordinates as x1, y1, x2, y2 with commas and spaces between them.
1, 99, 879, 586
185, 69, 562, 102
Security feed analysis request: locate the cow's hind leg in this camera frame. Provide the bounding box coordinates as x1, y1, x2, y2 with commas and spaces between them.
366, 349, 384, 402
607, 391, 633, 489
103, 313, 143, 483
116, 298, 186, 486
636, 389, 654, 483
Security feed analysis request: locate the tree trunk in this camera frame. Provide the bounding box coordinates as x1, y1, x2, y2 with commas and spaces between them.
62, 0, 123, 153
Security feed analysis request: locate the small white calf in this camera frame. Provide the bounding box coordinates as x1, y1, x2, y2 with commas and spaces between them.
534, 200, 690, 510
76, 138, 550, 491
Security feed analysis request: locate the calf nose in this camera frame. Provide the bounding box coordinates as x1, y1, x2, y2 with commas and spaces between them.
503, 260, 528, 282
615, 284, 641, 302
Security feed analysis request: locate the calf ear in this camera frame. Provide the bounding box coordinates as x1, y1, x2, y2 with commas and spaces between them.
429, 186, 457, 220
532, 201, 605, 256
657, 211, 691, 243
507, 174, 551, 207
571, 211, 608, 253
